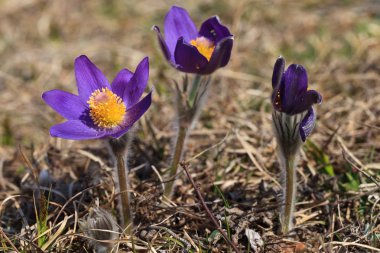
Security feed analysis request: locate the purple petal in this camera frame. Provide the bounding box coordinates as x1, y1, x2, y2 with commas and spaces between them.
174, 37, 209, 73
111, 68, 133, 99
122, 57, 149, 108
110, 91, 152, 138
272, 56, 285, 89
50, 120, 105, 140
42, 90, 88, 120
294, 90, 322, 114
164, 6, 197, 55
153, 25, 173, 61
198, 16, 232, 44
299, 107, 316, 142
75, 55, 110, 101
282, 64, 308, 113
200, 36, 233, 75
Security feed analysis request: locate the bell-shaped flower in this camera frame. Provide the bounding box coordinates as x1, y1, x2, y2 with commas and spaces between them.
42, 55, 152, 140
271, 56, 322, 143
153, 6, 233, 75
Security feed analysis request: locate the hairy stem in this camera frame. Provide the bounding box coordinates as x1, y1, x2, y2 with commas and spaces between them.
116, 153, 132, 233
281, 155, 297, 234
164, 125, 188, 198
188, 74, 201, 107
108, 138, 133, 233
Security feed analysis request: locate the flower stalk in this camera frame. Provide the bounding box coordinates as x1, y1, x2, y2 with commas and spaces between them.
108, 137, 132, 233
164, 75, 210, 198
281, 154, 297, 234
164, 125, 188, 198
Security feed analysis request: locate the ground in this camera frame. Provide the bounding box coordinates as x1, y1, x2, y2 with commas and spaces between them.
0, 0, 379, 252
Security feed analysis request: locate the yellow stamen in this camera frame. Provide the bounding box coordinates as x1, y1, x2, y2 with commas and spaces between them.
190, 36, 215, 61
87, 88, 126, 128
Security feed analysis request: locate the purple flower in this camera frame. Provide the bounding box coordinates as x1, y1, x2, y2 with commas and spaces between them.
271, 56, 322, 142
42, 55, 152, 140
153, 6, 233, 75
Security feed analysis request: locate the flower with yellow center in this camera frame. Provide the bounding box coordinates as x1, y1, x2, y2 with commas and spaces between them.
42, 55, 152, 140
88, 88, 126, 129
154, 6, 234, 74
190, 37, 215, 61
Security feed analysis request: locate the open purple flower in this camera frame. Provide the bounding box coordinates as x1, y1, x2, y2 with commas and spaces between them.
153, 6, 233, 75
271, 56, 322, 142
42, 55, 152, 140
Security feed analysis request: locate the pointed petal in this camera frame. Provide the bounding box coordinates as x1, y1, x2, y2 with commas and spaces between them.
75, 55, 110, 101
199, 16, 232, 44
122, 57, 149, 108
174, 37, 209, 73
111, 68, 133, 98
152, 25, 173, 61
272, 56, 285, 89
42, 90, 88, 120
299, 107, 316, 142
282, 64, 308, 113
200, 36, 233, 74
110, 91, 152, 138
164, 6, 197, 55
294, 90, 322, 114
50, 120, 105, 140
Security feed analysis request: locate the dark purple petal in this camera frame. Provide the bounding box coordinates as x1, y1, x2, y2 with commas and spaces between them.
198, 16, 232, 44
299, 107, 316, 142
122, 57, 149, 108
111, 68, 133, 98
110, 91, 152, 138
164, 6, 197, 55
272, 56, 285, 89
42, 90, 88, 120
75, 55, 110, 101
174, 37, 209, 73
50, 120, 105, 140
281, 64, 308, 113
294, 89, 322, 114
200, 36, 233, 75
152, 25, 173, 61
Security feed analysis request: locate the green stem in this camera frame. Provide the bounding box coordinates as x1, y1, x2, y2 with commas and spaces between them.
115, 152, 132, 233
164, 125, 188, 198
281, 156, 296, 234
188, 74, 202, 107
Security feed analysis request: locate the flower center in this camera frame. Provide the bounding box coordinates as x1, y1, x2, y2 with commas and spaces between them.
190, 36, 215, 61
87, 88, 126, 129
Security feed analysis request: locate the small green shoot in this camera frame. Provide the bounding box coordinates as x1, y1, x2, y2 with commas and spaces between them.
1, 117, 13, 146
213, 185, 232, 249
305, 140, 335, 176
35, 193, 49, 248
341, 170, 360, 192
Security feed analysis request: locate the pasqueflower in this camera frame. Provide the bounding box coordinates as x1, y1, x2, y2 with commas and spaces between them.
271, 56, 322, 142
153, 6, 233, 74
42, 55, 152, 140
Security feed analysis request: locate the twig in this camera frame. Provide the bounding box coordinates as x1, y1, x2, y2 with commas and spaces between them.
325, 241, 380, 252
150, 225, 191, 250
0, 227, 19, 252
180, 162, 241, 253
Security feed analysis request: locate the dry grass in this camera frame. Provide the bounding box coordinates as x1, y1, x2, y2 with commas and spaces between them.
0, 0, 379, 252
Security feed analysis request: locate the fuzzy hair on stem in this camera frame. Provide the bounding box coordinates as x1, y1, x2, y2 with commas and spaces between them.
107, 132, 134, 233
164, 74, 211, 199
272, 110, 306, 234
